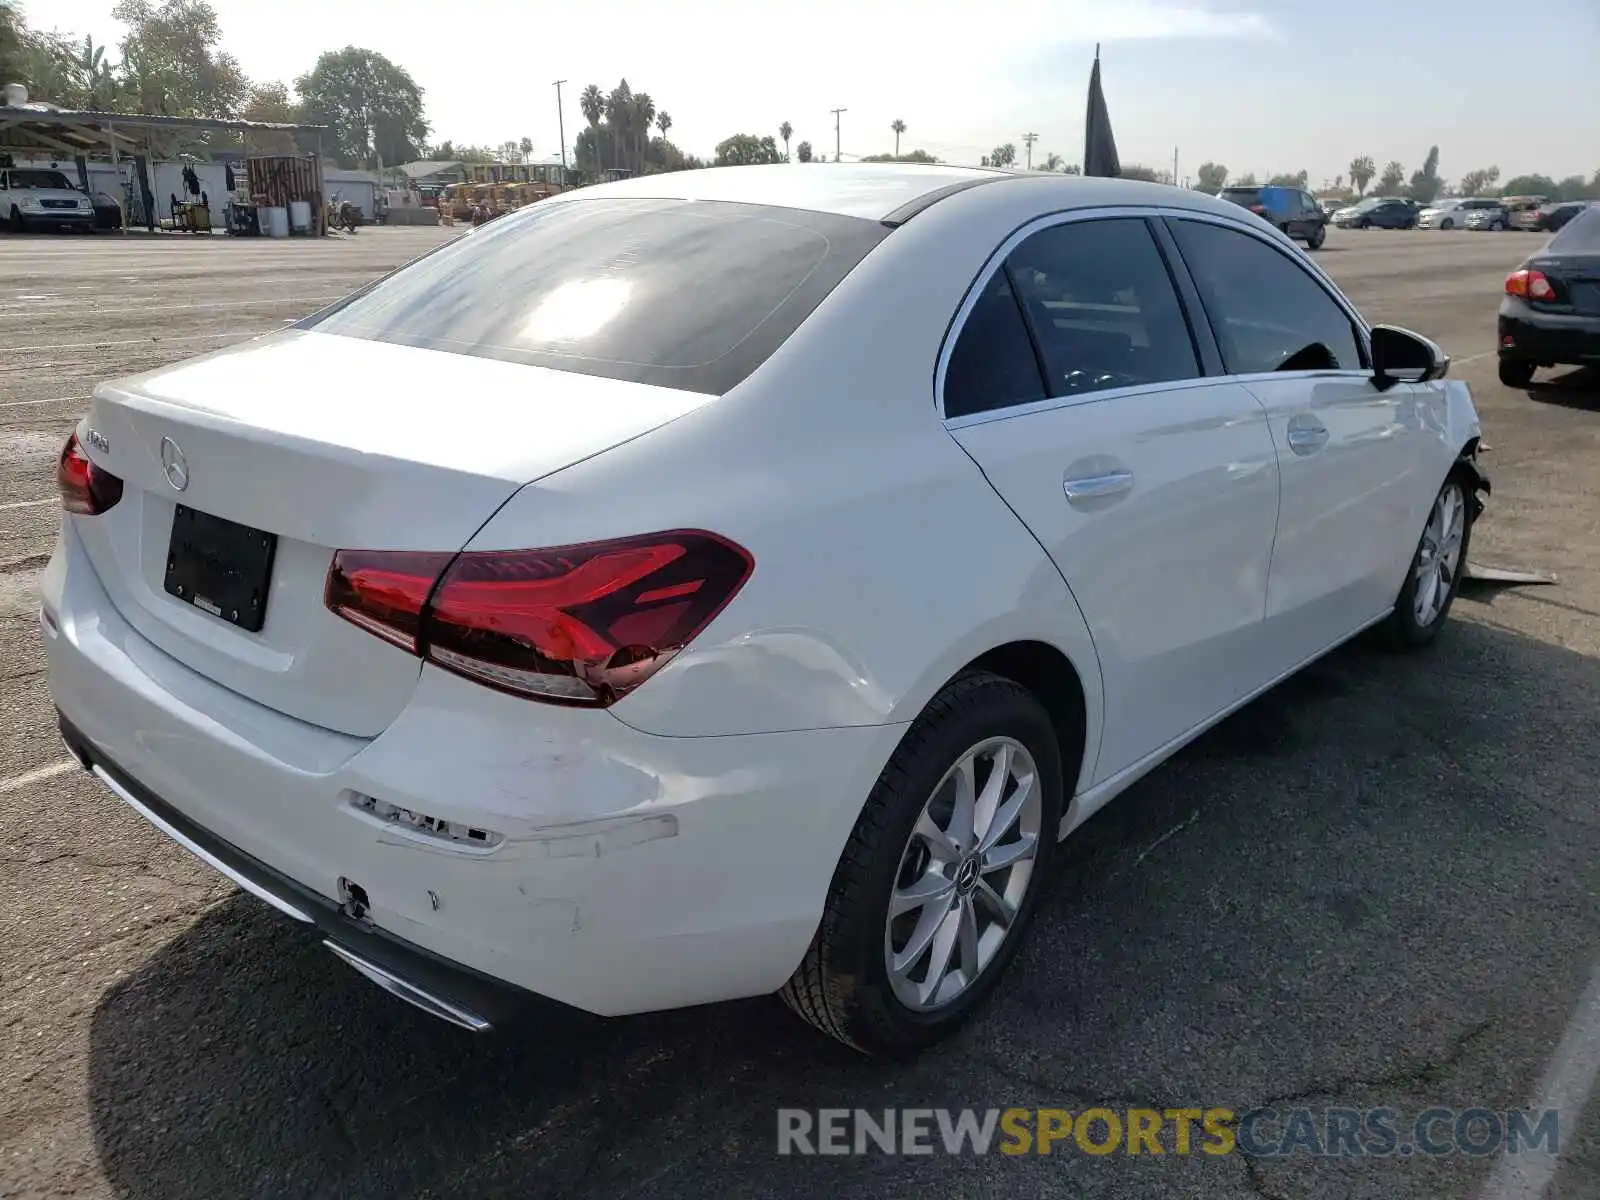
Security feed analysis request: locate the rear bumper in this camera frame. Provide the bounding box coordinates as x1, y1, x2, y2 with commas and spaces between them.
42, 518, 903, 1022
1499, 303, 1600, 366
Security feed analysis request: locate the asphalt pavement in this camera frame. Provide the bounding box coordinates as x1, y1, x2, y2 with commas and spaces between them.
1, 223, 1597, 1200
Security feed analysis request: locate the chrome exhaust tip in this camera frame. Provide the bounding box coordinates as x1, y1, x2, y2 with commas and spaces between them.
323, 940, 492, 1033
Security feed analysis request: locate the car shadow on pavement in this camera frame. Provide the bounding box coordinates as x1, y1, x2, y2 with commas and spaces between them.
1524, 366, 1600, 409
86, 615, 1600, 1200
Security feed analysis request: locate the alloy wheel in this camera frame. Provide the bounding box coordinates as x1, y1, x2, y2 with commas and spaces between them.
1414, 482, 1465, 627
884, 736, 1042, 1012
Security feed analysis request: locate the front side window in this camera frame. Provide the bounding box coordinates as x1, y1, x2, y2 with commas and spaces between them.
1169, 219, 1364, 375
1005, 218, 1201, 398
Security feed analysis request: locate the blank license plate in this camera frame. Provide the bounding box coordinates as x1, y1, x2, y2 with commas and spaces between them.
164, 505, 276, 632
1569, 282, 1600, 316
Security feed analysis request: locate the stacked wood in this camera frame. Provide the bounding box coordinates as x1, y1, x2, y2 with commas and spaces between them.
245, 155, 326, 235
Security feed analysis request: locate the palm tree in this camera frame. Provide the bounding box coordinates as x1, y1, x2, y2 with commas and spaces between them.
890, 118, 906, 157
779, 120, 793, 161
1349, 154, 1376, 197
1042, 152, 1064, 172
990, 143, 1016, 168
633, 92, 655, 175
519, 136, 533, 163
656, 111, 671, 146
579, 84, 605, 175
604, 80, 633, 172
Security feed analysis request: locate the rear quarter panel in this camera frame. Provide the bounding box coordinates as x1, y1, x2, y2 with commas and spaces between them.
458, 186, 1110, 788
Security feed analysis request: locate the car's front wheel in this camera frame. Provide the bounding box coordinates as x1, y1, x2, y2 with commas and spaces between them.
1440, 218, 1455, 230
6, 206, 23, 233
1387, 475, 1473, 648
781, 671, 1063, 1056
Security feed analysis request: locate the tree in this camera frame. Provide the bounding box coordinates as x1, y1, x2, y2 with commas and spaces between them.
1041, 152, 1064, 171
990, 142, 1016, 168
1408, 145, 1441, 204
890, 118, 905, 156
795, 140, 813, 163
603, 80, 632, 171
112, 0, 248, 117
296, 47, 427, 168
632, 92, 655, 176
1061, 163, 1081, 175
0, 1, 27, 88
1501, 173, 1557, 198
714, 133, 782, 166
239, 80, 299, 151
1266, 169, 1308, 188
777, 120, 793, 161
1555, 174, 1593, 201
1234, 172, 1257, 187
1121, 164, 1160, 182
1195, 161, 1228, 192
1348, 155, 1376, 197
1377, 160, 1406, 195
1457, 166, 1500, 197
578, 84, 605, 174
861, 149, 938, 163
656, 111, 672, 145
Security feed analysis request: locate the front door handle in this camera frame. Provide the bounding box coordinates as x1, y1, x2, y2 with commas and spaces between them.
1063, 469, 1134, 504
1286, 420, 1329, 456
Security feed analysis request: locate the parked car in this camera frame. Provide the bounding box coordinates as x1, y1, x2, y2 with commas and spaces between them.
47, 166, 1488, 1055
1417, 198, 1502, 230
1319, 197, 1346, 216
1500, 196, 1547, 229
1514, 200, 1597, 233
1218, 184, 1328, 248
0, 166, 94, 232
1497, 204, 1600, 387
1333, 196, 1418, 229
1464, 204, 1511, 231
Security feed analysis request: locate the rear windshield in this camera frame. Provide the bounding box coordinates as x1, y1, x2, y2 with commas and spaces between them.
303, 197, 890, 395
1549, 206, 1600, 251
8, 169, 74, 190
1219, 188, 1261, 204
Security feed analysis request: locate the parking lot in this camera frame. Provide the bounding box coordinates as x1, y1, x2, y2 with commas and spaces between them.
2, 225, 1597, 1199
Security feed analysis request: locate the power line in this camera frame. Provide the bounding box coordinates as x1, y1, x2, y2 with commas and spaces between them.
830, 107, 847, 163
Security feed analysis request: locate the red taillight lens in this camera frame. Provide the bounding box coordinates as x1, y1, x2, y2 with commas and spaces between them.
1249, 204, 1267, 215
326, 531, 753, 707
57, 432, 124, 516
1506, 268, 1556, 300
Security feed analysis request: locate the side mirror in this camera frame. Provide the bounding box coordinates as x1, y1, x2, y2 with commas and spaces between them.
1371, 324, 1449, 391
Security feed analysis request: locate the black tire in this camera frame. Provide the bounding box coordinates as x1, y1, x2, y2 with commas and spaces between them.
1305, 225, 1326, 250
1386, 474, 1474, 649
1498, 357, 1536, 388
780, 671, 1065, 1056
6, 206, 22, 233
1357, 218, 1371, 230
1440, 218, 1454, 230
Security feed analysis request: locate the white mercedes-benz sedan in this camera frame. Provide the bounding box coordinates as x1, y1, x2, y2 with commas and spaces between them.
45, 165, 1489, 1055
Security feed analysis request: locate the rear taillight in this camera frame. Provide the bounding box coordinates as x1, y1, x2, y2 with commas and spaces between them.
1505, 268, 1556, 301
325, 531, 753, 707
57, 432, 124, 516
1248, 204, 1267, 215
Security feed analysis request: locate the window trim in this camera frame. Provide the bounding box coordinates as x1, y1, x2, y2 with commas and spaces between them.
936, 205, 1374, 427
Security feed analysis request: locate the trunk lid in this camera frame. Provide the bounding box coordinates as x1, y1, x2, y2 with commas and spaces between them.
75, 330, 714, 737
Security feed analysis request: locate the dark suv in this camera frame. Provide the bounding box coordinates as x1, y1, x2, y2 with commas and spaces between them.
1218, 184, 1328, 249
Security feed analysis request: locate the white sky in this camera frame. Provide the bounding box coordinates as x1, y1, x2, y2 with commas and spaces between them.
23, 0, 1600, 182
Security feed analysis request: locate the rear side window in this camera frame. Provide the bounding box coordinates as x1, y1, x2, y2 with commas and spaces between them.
1006, 218, 1200, 396
1169, 219, 1364, 375
1550, 206, 1600, 250
944, 271, 1047, 418
304, 197, 890, 395
1220, 188, 1261, 205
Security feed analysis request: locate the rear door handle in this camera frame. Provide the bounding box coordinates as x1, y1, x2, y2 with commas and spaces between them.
1286, 421, 1329, 455
1062, 469, 1134, 504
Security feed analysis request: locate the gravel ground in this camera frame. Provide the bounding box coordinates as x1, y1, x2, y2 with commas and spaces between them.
1, 224, 1597, 1200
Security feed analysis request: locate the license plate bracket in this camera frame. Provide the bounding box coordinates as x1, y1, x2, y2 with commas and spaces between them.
164, 505, 276, 632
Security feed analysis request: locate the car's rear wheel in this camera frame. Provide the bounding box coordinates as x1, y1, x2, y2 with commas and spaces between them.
1490, 220, 1504, 231
1498, 357, 1536, 388
781, 671, 1063, 1056
1387, 475, 1473, 649
1306, 225, 1326, 250
1357, 218, 1371, 229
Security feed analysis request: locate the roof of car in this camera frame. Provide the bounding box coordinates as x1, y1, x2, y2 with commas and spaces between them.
557, 163, 1260, 226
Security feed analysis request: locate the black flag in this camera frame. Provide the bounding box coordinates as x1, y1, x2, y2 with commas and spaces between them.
1084, 45, 1121, 178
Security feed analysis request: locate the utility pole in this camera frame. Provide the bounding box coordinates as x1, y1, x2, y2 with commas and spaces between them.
831, 107, 846, 163
553, 80, 568, 172
1023, 132, 1038, 170
1172, 146, 1179, 187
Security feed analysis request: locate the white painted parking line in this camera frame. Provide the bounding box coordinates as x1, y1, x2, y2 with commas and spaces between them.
0, 497, 53, 511
0, 759, 75, 795
1454, 350, 1496, 367
1479, 959, 1600, 1200
0, 395, 79, 408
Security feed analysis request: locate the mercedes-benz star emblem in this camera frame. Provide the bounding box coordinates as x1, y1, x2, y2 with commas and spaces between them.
159, 437, 189, 492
